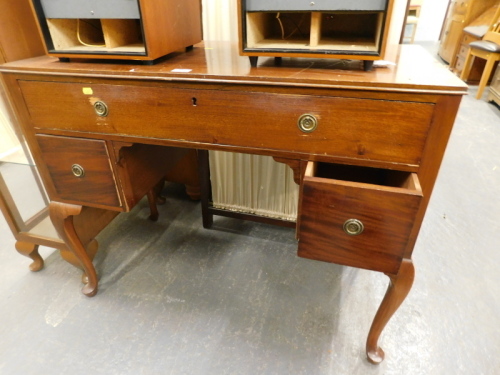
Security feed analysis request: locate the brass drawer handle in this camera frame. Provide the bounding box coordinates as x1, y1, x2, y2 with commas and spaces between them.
71, 164, 85, 178
343, 219, 364, 236
297, 114, 318, 133
94, 101, 108, 117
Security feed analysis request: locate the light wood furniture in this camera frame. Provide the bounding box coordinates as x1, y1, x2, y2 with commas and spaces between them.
450, 4, 499, 79
439, 0, 497, 64
238, 0, 396, 71
0, 42, 466, 363
402, 3, 421, 44
461, 5, 500, 98
29, 0, 202, 62
487, 61, 500, 104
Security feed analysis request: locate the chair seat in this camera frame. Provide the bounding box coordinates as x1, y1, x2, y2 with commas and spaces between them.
469, 40, 500, 53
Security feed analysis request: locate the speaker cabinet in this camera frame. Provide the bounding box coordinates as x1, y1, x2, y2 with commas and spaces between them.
238, 0, 395, 70
30, 0, 202, 63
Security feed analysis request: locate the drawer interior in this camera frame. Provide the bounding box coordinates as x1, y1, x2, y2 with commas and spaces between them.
308, 162, 420, 192
246, 12, 312, 49
245, 11, 384, 53
45, 18, 145, 55
299, 162, 422, 274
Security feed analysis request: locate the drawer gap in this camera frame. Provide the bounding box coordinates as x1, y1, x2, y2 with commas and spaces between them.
314, 162, 418, 191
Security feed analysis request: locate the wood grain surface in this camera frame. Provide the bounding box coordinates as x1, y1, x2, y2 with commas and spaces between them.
36, 134, 121, 208
20, 80, 434, 167
298, 165, 422, 274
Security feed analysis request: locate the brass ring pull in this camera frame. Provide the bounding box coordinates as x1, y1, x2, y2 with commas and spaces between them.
71, 164, 85, 178
94, 101, 108, 117
297, 114, 318, 133
343, 219, 364, 236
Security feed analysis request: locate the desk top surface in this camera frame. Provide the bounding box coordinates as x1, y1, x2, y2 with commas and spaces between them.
0, 41, 467, 95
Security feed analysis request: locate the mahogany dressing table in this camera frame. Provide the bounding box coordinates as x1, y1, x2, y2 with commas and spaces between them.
0, 41, 467, 363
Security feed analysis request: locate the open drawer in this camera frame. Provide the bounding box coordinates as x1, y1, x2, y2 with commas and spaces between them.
298, 162, 422, 274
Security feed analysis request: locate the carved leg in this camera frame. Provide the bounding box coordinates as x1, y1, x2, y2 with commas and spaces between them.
146, 190, 159, 221
153, 178, 166, 205
59, 239, 99, 284
49, 202, 99, 297
15, 241, 44, 272
198, 149, 213, 228
366, 259, 415, 364
185, 184, 201, 201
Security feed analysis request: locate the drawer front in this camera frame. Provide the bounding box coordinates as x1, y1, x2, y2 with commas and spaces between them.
456, 56, 465, 72
459, 44, 468, 58
20, 80, 434, 167
298, 169, 422, 274
39, 0, 140, 19
245, 0, 387, 11
36, 135, 121, 208
462, 33, 479, 48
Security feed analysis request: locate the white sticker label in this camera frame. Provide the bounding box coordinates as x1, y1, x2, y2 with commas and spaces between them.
171, 69, 192, 73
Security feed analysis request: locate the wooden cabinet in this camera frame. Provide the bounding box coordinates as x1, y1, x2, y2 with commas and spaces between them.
0, 42, 467, 363
238, 0, 396, 69
439, 0, 497, 64
453, 30, 485, 79
450, 4, 499, 79
29, 0, 202, 62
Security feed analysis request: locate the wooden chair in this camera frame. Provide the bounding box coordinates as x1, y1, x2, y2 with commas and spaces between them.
461, 6, 500, 99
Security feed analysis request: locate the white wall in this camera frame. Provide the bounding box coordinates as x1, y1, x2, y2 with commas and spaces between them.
414, 0, 450, 41
201, 0, 238, 41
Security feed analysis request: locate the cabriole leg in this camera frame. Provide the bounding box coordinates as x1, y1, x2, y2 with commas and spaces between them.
15, 241, 44, 272
49, 202, 99, 297
366, 259, 415, 364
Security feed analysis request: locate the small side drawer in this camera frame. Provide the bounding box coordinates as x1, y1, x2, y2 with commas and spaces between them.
459, 45, 468, 58
462, 33, 478, 46
298, 162, 422, 274
36, 135, 121, 208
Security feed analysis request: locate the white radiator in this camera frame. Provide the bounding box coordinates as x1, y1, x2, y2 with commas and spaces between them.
209, 151, 298, 221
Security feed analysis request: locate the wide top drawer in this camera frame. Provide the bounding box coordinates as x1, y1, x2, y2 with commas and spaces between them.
38, 0, 140, 19
245, 0, 388, 11
19, 80, 435, 168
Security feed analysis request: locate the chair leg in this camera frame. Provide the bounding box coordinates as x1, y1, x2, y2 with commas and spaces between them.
460, 49, 474, 82
476, 56, 496, 99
